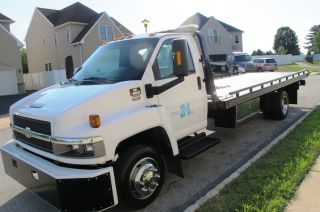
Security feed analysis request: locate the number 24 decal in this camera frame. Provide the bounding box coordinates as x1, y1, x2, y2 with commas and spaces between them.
180, 103, 192, 118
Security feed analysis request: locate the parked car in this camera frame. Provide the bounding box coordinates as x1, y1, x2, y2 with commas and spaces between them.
209, 53, 245, 73
253, 58, 278, 72
233, 52, 255, 72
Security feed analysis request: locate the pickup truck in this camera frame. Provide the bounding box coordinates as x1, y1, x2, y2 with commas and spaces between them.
0, 28, 309, 211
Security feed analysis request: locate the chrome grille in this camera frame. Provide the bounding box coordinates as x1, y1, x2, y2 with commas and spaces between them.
13, 115, 53, 152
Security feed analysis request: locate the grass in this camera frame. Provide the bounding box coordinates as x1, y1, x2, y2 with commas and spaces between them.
278, 63, 319, 73
199, 107, 320, 212
312, 61, 320, 65
237, 98, 260, 120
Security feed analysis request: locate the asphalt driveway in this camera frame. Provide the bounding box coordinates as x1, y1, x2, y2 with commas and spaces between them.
0, 94, 30, 117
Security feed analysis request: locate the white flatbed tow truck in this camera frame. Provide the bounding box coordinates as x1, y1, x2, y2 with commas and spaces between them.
1, 27, 309, 211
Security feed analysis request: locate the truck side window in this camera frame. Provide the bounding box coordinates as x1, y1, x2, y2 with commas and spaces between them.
153, 39, 195, 80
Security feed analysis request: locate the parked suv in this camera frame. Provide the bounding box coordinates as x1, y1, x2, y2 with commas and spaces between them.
233, 52, 255, 72
253, 58, 278, 72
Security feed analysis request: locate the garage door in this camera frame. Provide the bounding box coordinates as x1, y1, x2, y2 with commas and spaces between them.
0, 69, 18, 96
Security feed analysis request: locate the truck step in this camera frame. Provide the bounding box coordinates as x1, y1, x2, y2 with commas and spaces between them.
178, 132, 220, 159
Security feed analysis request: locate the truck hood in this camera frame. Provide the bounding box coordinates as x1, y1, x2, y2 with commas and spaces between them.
10, 81, 144, 116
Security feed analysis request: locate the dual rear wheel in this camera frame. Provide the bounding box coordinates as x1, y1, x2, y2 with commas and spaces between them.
261, 90, 289, 120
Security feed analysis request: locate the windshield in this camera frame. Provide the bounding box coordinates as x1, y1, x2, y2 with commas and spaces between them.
235, 54, 252, 62
73, 38, 159, 83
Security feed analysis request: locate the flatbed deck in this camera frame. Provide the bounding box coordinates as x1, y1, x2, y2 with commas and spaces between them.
212, 70, 309, 109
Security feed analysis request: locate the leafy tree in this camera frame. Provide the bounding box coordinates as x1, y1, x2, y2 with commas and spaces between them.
276, 46, 287, 55
21, 48, 28, 73
273, 27, 300, 55
304, 25, 320, 53
252, 49, 265, 56
265, 50, 274, 55
313, 31, 320, 54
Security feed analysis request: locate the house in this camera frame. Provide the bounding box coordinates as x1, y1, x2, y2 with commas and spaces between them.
181, 12, 243, 55
25, 2, 133, 73
0, 13, 24, 96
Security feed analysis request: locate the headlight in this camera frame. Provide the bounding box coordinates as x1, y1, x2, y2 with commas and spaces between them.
52, 137, 106, 158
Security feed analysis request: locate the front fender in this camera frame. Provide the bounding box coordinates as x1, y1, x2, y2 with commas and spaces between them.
102, 105, 179, 161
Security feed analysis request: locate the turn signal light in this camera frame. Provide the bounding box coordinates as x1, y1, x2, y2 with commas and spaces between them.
89, 115, 101, 128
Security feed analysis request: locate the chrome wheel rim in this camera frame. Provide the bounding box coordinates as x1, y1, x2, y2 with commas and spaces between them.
129, 157, 161, 200
281, 95, 289, 115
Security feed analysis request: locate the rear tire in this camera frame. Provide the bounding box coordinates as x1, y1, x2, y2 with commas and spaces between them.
272, 90, 289, 120
114, 145, 165, 209
257, 67, 263, 72
233, 66, 238, 72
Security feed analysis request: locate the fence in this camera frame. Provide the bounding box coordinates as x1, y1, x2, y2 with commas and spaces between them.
23, 69, 67, 91
313, 54, 320, 62
252, 55, 306, 65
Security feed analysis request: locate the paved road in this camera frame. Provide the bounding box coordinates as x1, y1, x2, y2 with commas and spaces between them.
0, 75, 319, 212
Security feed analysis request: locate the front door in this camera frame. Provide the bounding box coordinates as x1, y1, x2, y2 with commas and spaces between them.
152, 38, 207, 139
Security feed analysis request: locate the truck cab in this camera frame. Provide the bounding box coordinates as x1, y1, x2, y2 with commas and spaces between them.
1, 30, 309, 211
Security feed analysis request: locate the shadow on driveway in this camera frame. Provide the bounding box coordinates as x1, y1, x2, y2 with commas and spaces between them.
0, 94, 31, 117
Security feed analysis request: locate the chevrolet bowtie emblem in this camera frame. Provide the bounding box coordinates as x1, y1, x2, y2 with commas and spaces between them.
24, 127, 32, 138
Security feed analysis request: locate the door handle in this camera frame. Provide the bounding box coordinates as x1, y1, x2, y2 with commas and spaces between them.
197, 76, 202, 90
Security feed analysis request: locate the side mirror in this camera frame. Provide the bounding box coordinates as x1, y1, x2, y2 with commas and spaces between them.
65, 55, 74, 79
172, 39, 189, 78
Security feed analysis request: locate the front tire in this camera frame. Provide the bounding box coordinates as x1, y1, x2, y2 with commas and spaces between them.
114, 145, 165, 209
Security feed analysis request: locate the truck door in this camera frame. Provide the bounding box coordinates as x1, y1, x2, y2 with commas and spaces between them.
152, 38, 207, 139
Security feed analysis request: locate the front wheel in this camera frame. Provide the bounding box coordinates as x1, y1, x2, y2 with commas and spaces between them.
114, 145, 165, 209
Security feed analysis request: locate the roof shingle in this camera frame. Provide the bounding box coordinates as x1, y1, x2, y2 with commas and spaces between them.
37, 2, 132, 44
0, 12, 14, 22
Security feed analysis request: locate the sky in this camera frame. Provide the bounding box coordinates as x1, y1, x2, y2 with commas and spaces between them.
1, 0, 320, 54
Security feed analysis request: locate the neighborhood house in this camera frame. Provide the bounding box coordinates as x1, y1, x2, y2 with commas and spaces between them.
0, 13, 24, 96
25, 2, 132, 73
181, 12, 243, 55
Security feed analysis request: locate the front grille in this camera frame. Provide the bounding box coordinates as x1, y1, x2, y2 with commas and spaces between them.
14, 131, 53, 152
13, 115, 53, 152
13, 115, 51, 135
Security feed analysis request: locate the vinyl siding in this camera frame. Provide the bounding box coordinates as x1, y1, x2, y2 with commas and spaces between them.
0, 27, 23, 83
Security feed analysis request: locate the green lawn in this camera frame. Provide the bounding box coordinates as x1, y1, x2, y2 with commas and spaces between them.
237, 98, 260, 120
313, 61, 320, 65
199, 107, 320, 212
278, 63, 318, 73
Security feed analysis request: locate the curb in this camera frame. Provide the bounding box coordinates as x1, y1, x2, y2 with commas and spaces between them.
184, 107, 317, 212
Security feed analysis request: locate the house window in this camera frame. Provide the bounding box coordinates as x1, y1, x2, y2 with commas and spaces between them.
45, 63, 52, 71
208, 29, 219, 43
234, 34, 240, 44
100, 24, 113, 41
54, 32, 58, 46
66, 28, 71, 43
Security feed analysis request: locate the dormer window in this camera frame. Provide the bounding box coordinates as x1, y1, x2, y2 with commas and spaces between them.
100, 24, 113, 41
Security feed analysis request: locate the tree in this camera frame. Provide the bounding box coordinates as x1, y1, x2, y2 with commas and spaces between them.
313, 31, 320, 54
265, 50, 274, 55
304, 25, 320, 53
276, 46, 288, 55
21, 48, 28, 73
252, 49, 265, 56
273, 27, 301, 55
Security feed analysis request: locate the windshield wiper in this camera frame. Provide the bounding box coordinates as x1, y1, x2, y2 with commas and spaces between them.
78, 77, 118, 84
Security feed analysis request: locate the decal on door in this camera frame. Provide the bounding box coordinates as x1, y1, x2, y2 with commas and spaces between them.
130, 87, 141, 101
180, 103, 193, 118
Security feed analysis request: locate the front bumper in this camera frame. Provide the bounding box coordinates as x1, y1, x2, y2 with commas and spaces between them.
1, 141, 118, 211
